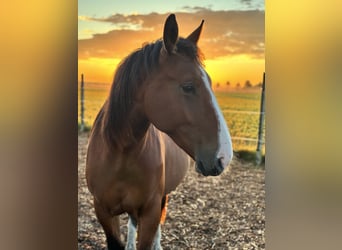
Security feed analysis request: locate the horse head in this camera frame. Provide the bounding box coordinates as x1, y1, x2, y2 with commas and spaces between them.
143, 14, 233, 176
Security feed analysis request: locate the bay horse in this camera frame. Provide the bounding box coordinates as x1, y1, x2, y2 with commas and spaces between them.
86, 14, 233, 250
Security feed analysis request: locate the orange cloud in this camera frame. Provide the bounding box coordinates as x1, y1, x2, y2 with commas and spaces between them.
78, 10, 264, 60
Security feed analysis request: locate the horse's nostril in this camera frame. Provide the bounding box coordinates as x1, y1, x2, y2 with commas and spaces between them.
196, 160, 207, 175
217, 158, 224, 170
196, 158, 225, 176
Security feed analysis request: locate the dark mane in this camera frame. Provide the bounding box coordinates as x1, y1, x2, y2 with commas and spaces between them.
101, 38, 203, 149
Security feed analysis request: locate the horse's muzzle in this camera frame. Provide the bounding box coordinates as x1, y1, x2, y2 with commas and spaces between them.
195, 158, 224, 176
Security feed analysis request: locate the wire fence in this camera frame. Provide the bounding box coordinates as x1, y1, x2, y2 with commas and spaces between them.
226, 72, 265, 164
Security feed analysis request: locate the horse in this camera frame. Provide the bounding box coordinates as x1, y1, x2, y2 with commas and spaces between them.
86, 14, 233, 250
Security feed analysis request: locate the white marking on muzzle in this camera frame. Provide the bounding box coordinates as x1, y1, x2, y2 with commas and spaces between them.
199, 66, 233, 168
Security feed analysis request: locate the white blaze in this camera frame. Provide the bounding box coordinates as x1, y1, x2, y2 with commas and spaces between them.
199, 66, 233, 168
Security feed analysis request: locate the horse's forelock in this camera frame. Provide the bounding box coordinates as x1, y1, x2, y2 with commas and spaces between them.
176, 38, 204, 65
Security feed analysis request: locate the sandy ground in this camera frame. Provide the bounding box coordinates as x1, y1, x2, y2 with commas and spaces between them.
78, 133, 265, 250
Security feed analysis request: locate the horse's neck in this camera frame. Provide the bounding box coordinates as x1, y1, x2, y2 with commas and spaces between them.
126, 103, 151, 148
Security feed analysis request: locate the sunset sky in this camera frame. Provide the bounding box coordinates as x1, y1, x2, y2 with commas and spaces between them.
78, 0, 264, 87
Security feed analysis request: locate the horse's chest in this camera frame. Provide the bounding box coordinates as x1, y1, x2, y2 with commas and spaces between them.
100, 161, 163, 215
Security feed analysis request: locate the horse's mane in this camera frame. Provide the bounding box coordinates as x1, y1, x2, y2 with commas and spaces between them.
100, 38, 203, 150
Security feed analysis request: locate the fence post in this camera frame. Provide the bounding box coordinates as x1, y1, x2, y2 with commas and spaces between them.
256, 72, 265, 165
80, 74, 85, 132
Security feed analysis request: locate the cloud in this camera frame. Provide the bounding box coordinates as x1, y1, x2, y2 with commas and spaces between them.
78, 10, 264, 60
181, 6, 213, 13
79, 14, 141, 26
78, 15, 91, 21
241, 0, 252, 5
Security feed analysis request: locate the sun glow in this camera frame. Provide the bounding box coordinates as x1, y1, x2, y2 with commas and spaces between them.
78, 54, 264, 87
78, 57, 121, 84
205, 55, 265, 87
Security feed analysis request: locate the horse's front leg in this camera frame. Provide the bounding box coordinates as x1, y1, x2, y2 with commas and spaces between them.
151, 224, 162, 250
93, 199, 124, 250
126, 216, 137, 250
137, 198, 162, 250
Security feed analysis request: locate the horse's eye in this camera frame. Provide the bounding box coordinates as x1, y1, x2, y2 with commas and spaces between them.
181, 83, 195, 94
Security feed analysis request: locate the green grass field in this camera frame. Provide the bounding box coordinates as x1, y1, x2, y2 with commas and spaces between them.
79, 86, 265, 153
215, 90, 265, 152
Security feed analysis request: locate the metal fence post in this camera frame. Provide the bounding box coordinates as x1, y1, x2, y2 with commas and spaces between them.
256, 72, 265, 165
80, 74, 85, 132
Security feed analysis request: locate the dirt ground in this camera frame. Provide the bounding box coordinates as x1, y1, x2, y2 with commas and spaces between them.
78, 133, 265, 250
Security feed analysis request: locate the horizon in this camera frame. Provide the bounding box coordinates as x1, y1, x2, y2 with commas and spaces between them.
78, 79, 264, 93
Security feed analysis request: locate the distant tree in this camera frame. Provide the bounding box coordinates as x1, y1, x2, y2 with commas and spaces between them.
244, 80, 252, 88
226, 81, 230, 86
236, 82, 240, 88
255, 82, 263, 88
216, 82, 220, 88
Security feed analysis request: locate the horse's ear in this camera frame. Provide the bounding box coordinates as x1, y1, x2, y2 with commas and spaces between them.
163, 14, 178, 55
186, 20, 204, 45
